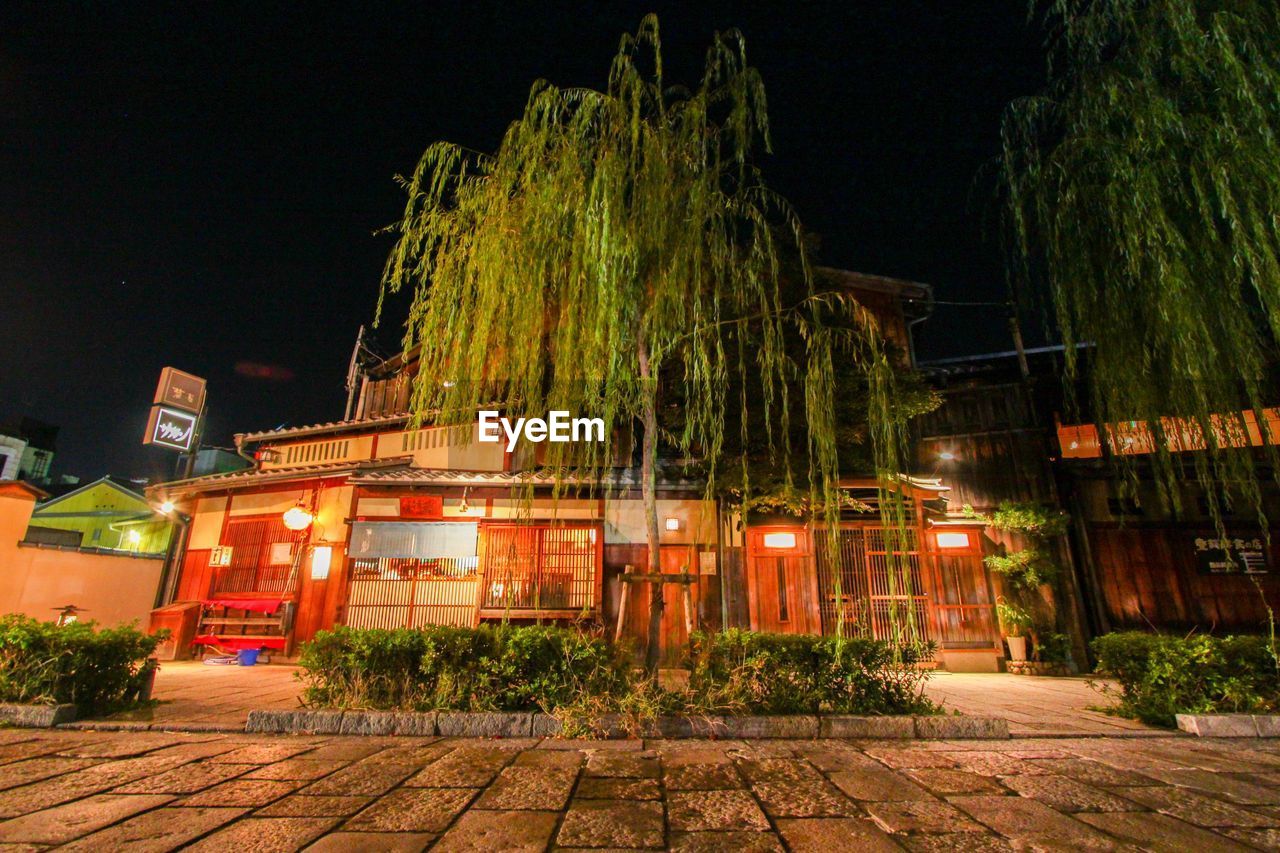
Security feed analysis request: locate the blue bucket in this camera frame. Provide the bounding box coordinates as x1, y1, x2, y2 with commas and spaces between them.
237, 648, 260, 666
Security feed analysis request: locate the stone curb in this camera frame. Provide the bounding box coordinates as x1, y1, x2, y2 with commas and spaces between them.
0, 702, 77, 728
1176, 713, 1280, 737
241, 709, 1009, 740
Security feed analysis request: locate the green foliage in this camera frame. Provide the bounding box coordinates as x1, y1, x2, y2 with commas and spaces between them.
0, 615, 164, 716
298, 624, 631, 712
686, 629, 936, 715
1001, 0, 1280, 524
965, 502, 1067, 588
1036, 632, 1073, 665
1092, 631, 1280, 727
995, 598, 1034, 637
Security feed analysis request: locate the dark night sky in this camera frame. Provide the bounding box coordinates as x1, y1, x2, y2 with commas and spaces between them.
0, 2, 1045, 482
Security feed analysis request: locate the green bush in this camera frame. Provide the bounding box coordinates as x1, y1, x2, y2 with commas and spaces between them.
687, 629, 936, 715
1092, 631, 1280, 727
298, 624, 632, 712
0, 615, 164, 716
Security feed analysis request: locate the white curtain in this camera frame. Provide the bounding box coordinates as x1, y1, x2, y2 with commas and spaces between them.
350, 522, 478, 559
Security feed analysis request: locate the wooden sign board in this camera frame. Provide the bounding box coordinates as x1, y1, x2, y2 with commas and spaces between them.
400, 495, 444, 519
153, 367, 206, 414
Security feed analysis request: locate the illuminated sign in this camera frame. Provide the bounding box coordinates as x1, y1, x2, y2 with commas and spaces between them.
143, 406, 198, 452
1194, 535, 1268, 575
154, 367, 207, 414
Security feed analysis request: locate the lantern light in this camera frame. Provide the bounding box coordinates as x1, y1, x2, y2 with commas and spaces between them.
664, 517, 681, 531
936, 531, 971, 549
762, 531, 797, 550
938, 450, 957, 461
158, 500, 175, 514
283, 504, 314, 531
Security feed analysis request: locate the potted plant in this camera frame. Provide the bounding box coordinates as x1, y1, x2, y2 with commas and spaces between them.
996, 598, 1032, 662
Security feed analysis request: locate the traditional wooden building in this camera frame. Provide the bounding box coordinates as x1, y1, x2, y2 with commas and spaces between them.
147, 269, 1007, 670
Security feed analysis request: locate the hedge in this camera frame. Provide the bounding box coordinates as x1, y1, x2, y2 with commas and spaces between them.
687, 629, 935, 715
1092, 631, 1280, 727
298, 624, 632, 712
0, 615, 163, 716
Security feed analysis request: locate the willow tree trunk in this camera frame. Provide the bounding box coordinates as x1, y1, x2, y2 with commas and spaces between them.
639, 337, 663, 674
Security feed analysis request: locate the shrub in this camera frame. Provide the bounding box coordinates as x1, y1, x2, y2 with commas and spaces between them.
298, 624, 632, 712
0, 615, 164, 716
686, 629, 936, 715
1091, 631, 1280, 727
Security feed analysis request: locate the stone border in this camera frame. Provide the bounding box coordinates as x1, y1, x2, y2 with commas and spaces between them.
1176, 713, 1280, 737
243, 708, 1009, 740
0, 702, 77, 728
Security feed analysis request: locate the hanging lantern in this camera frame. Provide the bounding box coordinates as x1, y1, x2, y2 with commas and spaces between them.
282, 503, 314, 531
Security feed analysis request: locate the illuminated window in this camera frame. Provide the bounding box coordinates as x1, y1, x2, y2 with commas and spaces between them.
762, 531, 797, 549
935, 531, 971, 549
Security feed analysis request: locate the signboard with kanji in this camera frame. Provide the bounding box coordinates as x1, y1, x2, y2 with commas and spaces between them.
153, 367, 206, 414
1193, 535, 1269, 575
400, 495, 444, 519
144, 405, 198, 452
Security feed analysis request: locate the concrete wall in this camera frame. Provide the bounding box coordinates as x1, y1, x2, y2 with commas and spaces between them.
0, 487, 163, 627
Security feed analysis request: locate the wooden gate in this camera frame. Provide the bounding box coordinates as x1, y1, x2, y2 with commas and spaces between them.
478, 524, 600, 617
215, 516, 299, 594
813, 526, 932, 643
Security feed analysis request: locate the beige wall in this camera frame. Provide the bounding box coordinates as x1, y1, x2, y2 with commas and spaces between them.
0, 491, 162, 627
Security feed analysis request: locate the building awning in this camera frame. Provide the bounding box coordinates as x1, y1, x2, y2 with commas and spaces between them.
150, 457, 411, 499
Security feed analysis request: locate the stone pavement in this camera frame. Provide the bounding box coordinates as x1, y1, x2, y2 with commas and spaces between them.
0, 729, 1277, 850
923, 673, 1160, 737
105, 661, 303, 729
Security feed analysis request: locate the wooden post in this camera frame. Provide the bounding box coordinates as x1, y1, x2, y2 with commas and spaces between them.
681, 569, 694, 637
614, 564, 633, 644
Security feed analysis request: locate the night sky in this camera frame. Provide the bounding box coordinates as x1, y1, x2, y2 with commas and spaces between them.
0, 2, 1045, 482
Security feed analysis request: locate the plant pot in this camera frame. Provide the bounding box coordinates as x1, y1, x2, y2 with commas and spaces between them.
1005, 635, 1028, 662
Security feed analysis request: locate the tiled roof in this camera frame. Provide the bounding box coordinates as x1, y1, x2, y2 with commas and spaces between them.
149, 458, 410, 497
235, 414, 411, 444
350, 466, 705, 489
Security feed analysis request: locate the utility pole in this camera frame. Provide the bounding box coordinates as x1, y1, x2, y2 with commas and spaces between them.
344, 325, 367, 421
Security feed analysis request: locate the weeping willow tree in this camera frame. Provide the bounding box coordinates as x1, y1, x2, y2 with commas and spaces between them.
379, 15, 908, 669
1001, 0, 1280, 524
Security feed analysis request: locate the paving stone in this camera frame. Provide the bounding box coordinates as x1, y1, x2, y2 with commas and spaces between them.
914, 715, 1008, 739
669, 830, 784, 852
664, 763, 742, 791
302, 762, 417, 796
406, 748, 513, 787
668, 790, 770, 831
57, 806, 249, 852
256, 795, 374, 817
179, 779, 301, 807
302, 831, 436, 852
656, 744, 734, 766
575, 776, 661, 799
474, 766, 576, 810
944, 750, 1048, 777
303, 741, 397, 762
54, 734, 185, 758
1177, 714, 1259, 737
950, 795, 1133, 849
752, 781, 857, 818
1220, 826, 1280, 848
1115, 784, 1280, 828
1000, 773, 1140, 812
433, 808, 558, 852
1078, 811, 1256, 852
902, 832, 1014, 851
775, 817, 901, 852
209, 743, 318, 764
906, 768, 1004, 796
183, 816, 338, 852
0, 757, 101, 792
864, 747, 961, 770
584, 750, 661, 779
0, 793, 173, 845
720, 715, 819, 739
737, 757, 823, 783
557, 798, 664, 848
1145, 768, 1280, 805
829, 768, 934, 801
865, 799, 985, 834
113, 761, 255, 793
1253, 715, 1280, 737
345, 788, 476, 833
513, 748, 583, 768
246, 759, 347, 781
1028, 758, 1159, 787
791, 743, 883, 772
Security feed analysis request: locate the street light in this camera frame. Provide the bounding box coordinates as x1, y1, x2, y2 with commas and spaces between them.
159, 500, 175, 514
